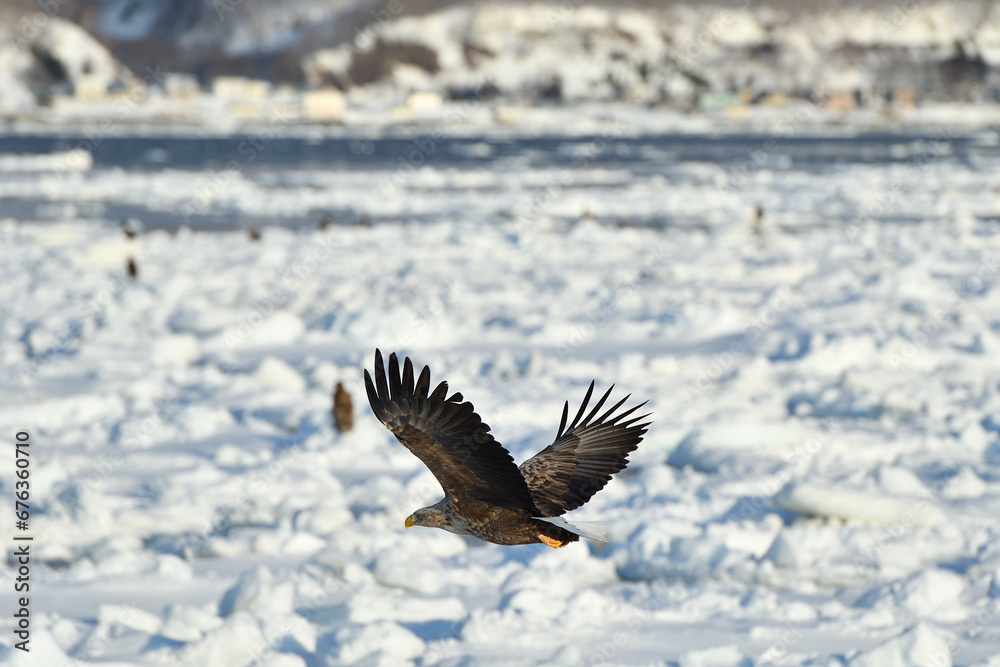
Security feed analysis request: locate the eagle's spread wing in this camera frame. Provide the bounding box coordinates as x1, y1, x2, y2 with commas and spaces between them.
365, 350, 537, 512
519, 382, 650, 517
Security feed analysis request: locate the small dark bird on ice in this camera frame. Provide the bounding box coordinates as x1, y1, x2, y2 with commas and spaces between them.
752, 204, 765, 236
126, 256, 138, 279
121, 217, 143, 239
247, 226, 261, 242
364, 350, 650, 548
333, 381, 354, 433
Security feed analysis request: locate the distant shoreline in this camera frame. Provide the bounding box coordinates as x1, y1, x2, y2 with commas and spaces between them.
3, 99, 1000, 141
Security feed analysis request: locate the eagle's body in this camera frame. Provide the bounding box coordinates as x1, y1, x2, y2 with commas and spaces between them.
364, 350, 650, 548
413, 497, 579, 547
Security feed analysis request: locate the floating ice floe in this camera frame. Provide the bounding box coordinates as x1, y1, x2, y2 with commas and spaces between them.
774, 482, 946, 525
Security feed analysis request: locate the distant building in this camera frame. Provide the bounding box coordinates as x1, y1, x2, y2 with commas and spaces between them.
164, 74, 201, 100
73, 78, 108, 100
407, 91, 443, 112
301, 89, 346, 120
823, 91, 858, 112
891, 87, 917, 106
212, 76, 271, 100
755, 92, 787, 108
697, 92, 746, 112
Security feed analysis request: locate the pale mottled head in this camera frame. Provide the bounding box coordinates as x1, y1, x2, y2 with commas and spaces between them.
404, 506, 450, 530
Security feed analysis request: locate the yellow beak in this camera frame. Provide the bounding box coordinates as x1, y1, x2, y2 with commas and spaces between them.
404, 515, 416, 529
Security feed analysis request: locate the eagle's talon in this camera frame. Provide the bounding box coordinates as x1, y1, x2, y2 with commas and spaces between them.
538, 534, 567, 548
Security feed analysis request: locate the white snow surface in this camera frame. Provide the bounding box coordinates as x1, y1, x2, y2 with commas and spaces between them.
2, 126, 1000, 665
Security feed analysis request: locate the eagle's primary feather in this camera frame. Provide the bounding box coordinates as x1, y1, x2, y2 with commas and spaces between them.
364, 349, 650, 547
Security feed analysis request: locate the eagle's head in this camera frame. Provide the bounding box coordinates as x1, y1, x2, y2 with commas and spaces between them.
404, 505, 450, 530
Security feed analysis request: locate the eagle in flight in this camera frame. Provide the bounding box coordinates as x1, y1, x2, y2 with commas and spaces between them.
364, 350, 650, 548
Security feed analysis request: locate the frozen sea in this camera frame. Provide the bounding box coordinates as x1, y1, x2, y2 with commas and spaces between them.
2, 113, 1000, 666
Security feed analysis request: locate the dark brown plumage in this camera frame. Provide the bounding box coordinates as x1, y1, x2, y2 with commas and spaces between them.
333, 381, 354, 433
364, 350, 650, 547
126, 256, 138, 279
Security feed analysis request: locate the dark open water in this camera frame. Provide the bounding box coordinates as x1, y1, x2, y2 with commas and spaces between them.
1, 129, 998, 230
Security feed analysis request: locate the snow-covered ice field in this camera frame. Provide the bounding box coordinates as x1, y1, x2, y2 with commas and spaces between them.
2, 120, 1000, 665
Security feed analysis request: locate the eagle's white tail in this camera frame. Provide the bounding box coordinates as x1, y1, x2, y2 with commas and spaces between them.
536, 516, 609, 543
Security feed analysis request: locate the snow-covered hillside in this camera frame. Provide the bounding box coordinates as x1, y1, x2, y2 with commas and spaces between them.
305, 1, 1000, 104
3, 0, 999, 107
0, 17, 133, 114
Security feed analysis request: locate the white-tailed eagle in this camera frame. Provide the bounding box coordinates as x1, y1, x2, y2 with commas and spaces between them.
364, 350, 650, 548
